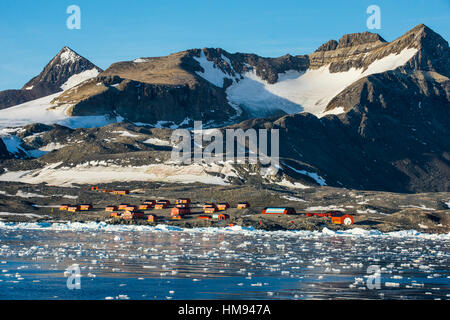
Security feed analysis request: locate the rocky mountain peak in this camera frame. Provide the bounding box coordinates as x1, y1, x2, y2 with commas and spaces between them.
394, 24, 446, 48
336, 31, 386, 49
0, 46, 102, 110
21, 46, 102, 93
55, 46, 82, 65
394, 24, 449, 75
315, 40, 338, 52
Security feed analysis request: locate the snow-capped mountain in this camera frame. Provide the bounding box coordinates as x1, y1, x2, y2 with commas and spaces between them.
0, 24, 448, 193
15, 24, 439, 129
0, 47, 102, 110
0, 24, 446, 129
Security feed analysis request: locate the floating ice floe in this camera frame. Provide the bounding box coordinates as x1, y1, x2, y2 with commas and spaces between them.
0, 221, 448, 240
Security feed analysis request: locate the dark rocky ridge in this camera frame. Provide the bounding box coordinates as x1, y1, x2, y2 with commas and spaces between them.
0, 89, 44, 111
55, 75, 241, 127
315, 40, 338, 52
227, 90, 449, 192
2, 105, 448, 193
195, 48, 310, 84
336, 32, 386, 48
309, 24, 444, 74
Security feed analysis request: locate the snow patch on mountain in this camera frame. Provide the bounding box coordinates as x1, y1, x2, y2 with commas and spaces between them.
193, 51, 236, 87
112, 130, 141, 138
0, 161, 240, 187
283, 163, 327, 186
226, 47, 418, 117
39, 142, 67, 152
142, 138, 171, 146
0, 127, 70, 158
277, 179, 310, 189
60, 68, 100, 90
0, 93, 118, 130
133, 58, 149, 63
59, 48, 81, 65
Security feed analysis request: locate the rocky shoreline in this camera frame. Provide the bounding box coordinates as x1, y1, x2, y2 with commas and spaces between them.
0, 181, 448, 234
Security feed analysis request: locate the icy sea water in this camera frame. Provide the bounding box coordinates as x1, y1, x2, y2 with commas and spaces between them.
0, 225, 449, 300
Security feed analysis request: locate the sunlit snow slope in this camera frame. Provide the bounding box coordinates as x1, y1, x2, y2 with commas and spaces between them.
0, 68, 111, 129
195, 48, 418, 117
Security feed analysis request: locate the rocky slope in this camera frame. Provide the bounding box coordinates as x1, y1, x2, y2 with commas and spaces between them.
0, 110, 447, 193
0, 47, 102, 110
0, 180, 448, 233
220, 24, 449, 193
49, 48, 310, 127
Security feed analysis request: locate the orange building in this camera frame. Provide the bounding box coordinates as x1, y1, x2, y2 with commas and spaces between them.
109, 212, 121, 218
155, 201, 169, 209
171, 207, 190, 216
237, 202, 250, 209
218, 214, 229, 220
122, 211, 145, 220
203, 203, 217, 214
59, 204, 70, 211
112, 190, 130, 195
262, 207, 296, 215
67, 205, 80, 213
176, 198, 191, 205
79, 204, 93, 211
143, 200, 156, 206
216, 203, 230, 211
118, 204, 130, 210
139, 204, 151, 210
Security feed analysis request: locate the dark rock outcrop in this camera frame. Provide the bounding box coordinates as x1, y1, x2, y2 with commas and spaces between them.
0, 138, 9, 159
336, 32, 386, 49
315, 40, 338, 52
64, 76, 239, 126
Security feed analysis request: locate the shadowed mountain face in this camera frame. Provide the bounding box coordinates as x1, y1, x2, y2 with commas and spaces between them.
228, 25, 450, 193
228, 96, 449, 192
0, 47, 102, 110
0, 139, 8, 159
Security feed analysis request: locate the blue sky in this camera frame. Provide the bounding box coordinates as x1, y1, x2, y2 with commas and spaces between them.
0, 0, 449, 90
